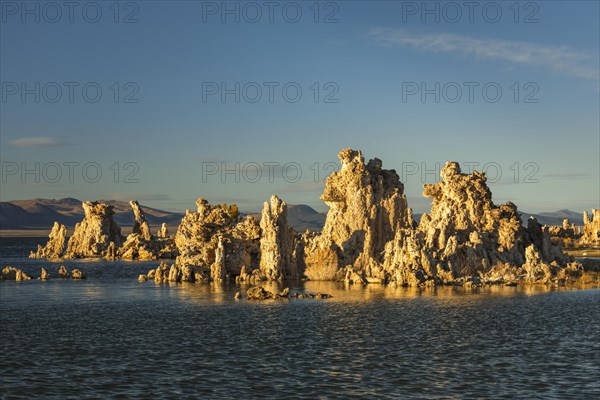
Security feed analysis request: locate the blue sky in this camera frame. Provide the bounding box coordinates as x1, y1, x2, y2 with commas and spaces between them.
1, 0, 598, 214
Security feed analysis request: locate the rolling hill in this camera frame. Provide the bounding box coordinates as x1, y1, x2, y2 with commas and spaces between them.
0, 198, 586, 232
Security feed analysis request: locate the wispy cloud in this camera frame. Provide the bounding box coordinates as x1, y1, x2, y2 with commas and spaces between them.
541, 173, 591, 180
7, 136, 69, 147
369, 28, 599, 81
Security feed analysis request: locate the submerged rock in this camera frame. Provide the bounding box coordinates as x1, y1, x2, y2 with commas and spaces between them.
1, 267, 32, 281
246, 286, 290, 300
71, 269, 86, 279
58, 265, 69, 278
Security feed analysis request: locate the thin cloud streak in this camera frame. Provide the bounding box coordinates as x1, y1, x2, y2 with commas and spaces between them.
369, 28, 599, 81
7, 137, 69, 147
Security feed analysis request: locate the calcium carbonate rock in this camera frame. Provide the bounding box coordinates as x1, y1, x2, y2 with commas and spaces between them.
118, 234, 157, 260
303, 149, 413, 281
15, 269, 32, 281
292, 151, 583, 286
580, 209, 600, 246
64, 202, 123, 258
157, 223, 169, 238
246, 286, 290, 300
58, 265, 69, 278
29, 222, 68, 259
71, 269, 86, 279
210, 238, 226, 282
381, 160, 574, 285
1, 267, 31, 281
303, 236, 339, 281
175, 198, 260, 279
168, 264, 180, 282
414, 162, 531, 275
259, 195, 296, 281
547, 219, 578, 248
154, 262, 169, 283
130, 200, 152, 241
40, 267, 50, 280
118, 200, 178, 260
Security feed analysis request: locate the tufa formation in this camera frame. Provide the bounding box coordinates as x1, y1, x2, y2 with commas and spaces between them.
28, 148, 597, 286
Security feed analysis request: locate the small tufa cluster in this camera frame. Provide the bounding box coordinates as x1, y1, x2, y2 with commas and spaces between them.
0, 265, 85, 281
30, 200, 177, 261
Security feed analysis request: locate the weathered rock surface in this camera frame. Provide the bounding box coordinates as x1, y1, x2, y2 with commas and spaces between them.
304, 153, 581, 286
58, 265, 69, 278
1, 266, 32, 281
30, 222, 67, 259
64, 202, 123, 258
157, 223, 169, 238
382, 162, 572, 286
580, 209, 600, 246
246, 286, 290, 300
130, 200, 152, 240
303, 149, 413, 281
118, 200, 178, 260
71, 269, 86, 279
210, 238, 226, 282
19, 148, 593, 288
547, 219, 578, 248
40, 267, 50, 280
175, 198, 260, 280
259, 195, 297, 281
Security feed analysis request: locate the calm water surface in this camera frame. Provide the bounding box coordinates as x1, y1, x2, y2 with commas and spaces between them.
1, 237, 599, 399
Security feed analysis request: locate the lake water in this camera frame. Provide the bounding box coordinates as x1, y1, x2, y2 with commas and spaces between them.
1, 237, 599, 399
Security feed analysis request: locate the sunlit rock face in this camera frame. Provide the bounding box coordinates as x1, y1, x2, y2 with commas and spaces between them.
304, 148, 413, 281
130, 200, 152, 241
118, 200, 177, 261
380, 161, 571, 286
416, 162, 529, 271
174, 198, 261, 278
29, 222, 67, 259
259, 195, 297, 281
64, 202, 123, 258
25, 149, 587, 287
580, 209, 600, 246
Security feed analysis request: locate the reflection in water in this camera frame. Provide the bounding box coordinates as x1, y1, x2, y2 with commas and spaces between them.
158, 279, 598, 304
1, 250, 599, 399
1, 275, 599, 399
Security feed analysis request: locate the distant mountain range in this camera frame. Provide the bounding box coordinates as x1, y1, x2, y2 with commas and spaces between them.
248, 204, 327, 233
0, 198, 585, 232
0, 198, 184, 230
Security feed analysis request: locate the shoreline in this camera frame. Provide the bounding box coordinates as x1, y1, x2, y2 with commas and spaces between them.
0, 226, 179, 237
